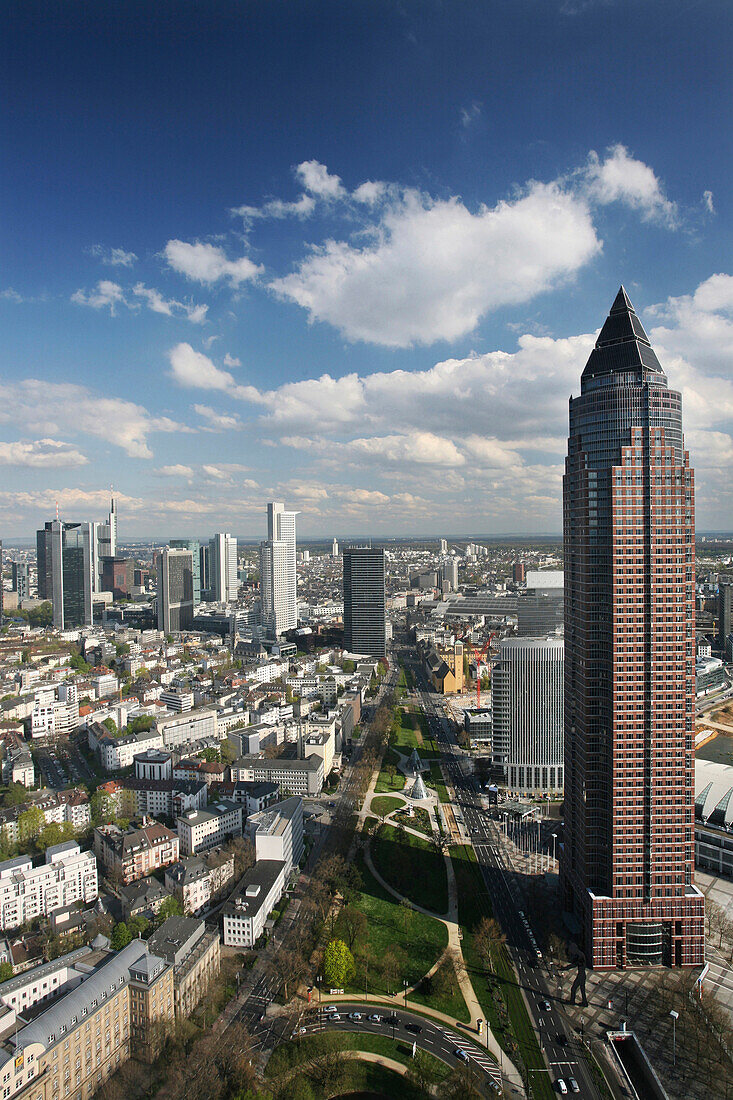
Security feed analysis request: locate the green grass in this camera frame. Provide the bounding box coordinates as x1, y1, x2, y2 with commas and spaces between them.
371, 794, 405, 817
450, 845, 553, 1100
266, 1029, 450, 1083
425, 761, 451, 803
375, 747, 406, 793
393, 805, 432, 836
411, 956, 471, 1023
347, 852, 448, 996
371, 823, 448, 914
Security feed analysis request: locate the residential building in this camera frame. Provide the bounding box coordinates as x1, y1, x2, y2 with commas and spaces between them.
147, 916, 220, 1017
92, 728, 164, 771
231, 754, 324, 796
209, 533, 238, 603
247, 796, 303, 875
159, 688, 194, 712
94, 820, 180, 885
222, 860, 286, 947
1, 738, 35, 787
164, 849, 235, 916
157, 547, 194, 634
154, 709, 218, 749
0, 843, 97, 931
170, 539, 202, 605
343, 546, 386, 657
260, 502, 298, 637
120, 878, 172, 922
177, 801, 243, 856
561, 288, 704, 969
491, 636, 564, 793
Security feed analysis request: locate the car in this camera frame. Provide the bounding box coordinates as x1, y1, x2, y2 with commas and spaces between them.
327, 1012, 341, 1021
556, 1033, 567, 1046
405, 1023, 422, 1034
324, 1005, 337, 1013
568, 1079, 580, 1094
386, 1015, 400, 1026
348, 1012, 362, 1021
453, 1048, 469, 1063
368, 1014, 382, 1023
557, 1081, 568, 1095
540, 1000, 551, 1012
489, 1083, 501, 1094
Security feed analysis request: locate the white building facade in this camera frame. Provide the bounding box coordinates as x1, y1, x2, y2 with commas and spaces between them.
259, 502, 297, 637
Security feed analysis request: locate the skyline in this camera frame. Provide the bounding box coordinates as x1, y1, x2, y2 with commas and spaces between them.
1, 2, 731, 538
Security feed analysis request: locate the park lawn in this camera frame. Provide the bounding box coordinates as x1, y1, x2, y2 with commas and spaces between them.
450, 845, 553, 1100
393, 805, 432, 836
266, 1030, 450, 1084
371, 794, 405, 817
371, 824, 449, 914
375, 747, 406, 793
347, 853, 448, 996
411, 956, 471, 1023
425, 762, 451, 803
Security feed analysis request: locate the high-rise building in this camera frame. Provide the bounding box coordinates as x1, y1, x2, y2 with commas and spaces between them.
561, 288, 704, 969
37, 520, 94, 630
91, 494, 117, 592
517, 572, 564, 637
343, 546, 386, 658
157, 548, 194, 634
209, 533, 238, 603
171, 539, 202, 605
512, 560, 526, 585
199, 543, 211, 599
718, 578, 733, 646
260, 503, 298, 637
440, 559, 459, 590
491, 637, 563, 794
12, 561, 30, 601
440, 538, 448, 554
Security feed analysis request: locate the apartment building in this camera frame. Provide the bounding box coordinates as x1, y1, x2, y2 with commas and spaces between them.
147, 916, 220, 1018
93, 821, 179, 886
1, 738, 35, 788
0, 843, 97, 932
176, 801, 242, 856
154, 709, 218, 750
222, 860, 286, 948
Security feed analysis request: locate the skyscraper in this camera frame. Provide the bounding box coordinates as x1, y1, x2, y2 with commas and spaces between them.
92, 494, 118, 592
38, 520, 94, 630
561, 288, 704, 969
11, 562, 30, 602
171, 539, 202, 605
260, 503, 298, 637
157, 547, 194, 634
343, 546, 386, 658
491, 637, 563, 795
209, 533, 238, 603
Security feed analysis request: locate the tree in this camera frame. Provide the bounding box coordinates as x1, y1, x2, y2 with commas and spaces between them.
91, 790, 116, 825
0, 962, 12, 983
338, 904, 367, 950
157, 896, 182, 922
406, 1048, 434, 1095
473, 916, 505, 969
18, 805, 44, 843
127, 715, 154, 734
102, 717, 118, 736
323, 938, 354, 988
111, 922, 132, 950
2, 783, 29, 808
127, 914, 150, 938
70, 651, 92, 674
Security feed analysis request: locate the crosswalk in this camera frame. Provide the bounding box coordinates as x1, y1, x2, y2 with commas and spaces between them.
438, 1027, 502, 1084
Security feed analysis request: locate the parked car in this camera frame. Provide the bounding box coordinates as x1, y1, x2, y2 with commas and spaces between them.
454, 1048, 469, 1063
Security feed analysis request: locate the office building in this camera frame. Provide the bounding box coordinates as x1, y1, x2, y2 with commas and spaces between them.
247, 796, 304, 875
101, 556, 133, 599
222, 860, 287, 948
561, 287, 704, 969
11, 561, 29, 601
260, 502, 298, 637
231, 754, 324, 796
512, 560, 526, 585
171, 538, 202, 604
343, 546, 386, 657
92, 494, 118, 591
517, 571, 564, 637
331, 538, 339, 558
157, 547, 194, 634
36, 520, 94, 630
0, 843, 97, 932
719, 577, 733, 646
147, 916, 221, 1018
176, 800, 243, 856
491, 637, 563, 793
209, 532, 238, 603
440, 559, 459, 590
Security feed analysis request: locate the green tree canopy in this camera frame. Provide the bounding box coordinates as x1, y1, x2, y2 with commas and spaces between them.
18, 805, 44, 843
111, 922, 132, 950
323, 939, 355, 989
0, 962, 13, 983
157, 896, 182, 922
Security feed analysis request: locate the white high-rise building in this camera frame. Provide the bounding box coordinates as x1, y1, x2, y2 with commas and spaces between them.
209, 533, 238, 603
331, 538, 339, 558
260, 502, 298, 637
91, 494, 117, 592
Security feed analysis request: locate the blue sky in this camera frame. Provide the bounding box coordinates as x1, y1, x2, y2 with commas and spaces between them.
1, 0, 731, 539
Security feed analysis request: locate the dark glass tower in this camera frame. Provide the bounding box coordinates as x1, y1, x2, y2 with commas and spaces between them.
343, 546, 386, 658
561, 288, 704, 969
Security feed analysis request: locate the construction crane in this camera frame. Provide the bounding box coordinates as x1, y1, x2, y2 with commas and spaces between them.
461, 631, 496, 707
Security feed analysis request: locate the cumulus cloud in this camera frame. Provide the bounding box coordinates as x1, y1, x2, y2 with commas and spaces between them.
132, 283, 208, 323
703, 190, 715, 214
71, 280, 127, 315
164, 240, 262, 286
0, 380, 190, 460
89, 245, 137, 267
581, 144, 678, 226
194, 404, 242, 431
72, 280, 207, 323
158, 464, 194, 478
0, 439, 88, 468
295, 160, 345, 199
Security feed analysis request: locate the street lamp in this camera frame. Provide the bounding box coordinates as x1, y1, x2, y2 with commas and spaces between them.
670, 1010, 679, 1067
317, 975, 322, 1005
403, 979, 409, 1007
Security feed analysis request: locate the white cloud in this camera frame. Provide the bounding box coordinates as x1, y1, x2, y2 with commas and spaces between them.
194, 404, 242, 431
352, 181, 388, 205
1, 288, 24, 303
158, 464, 194, 478
0, 380, 190, 460
582, 144, 678, 226
0, 439, 88, 468
164, 240, 262, 286
703, 190, 715, 214
89, 245, 137, 267
295, 160, 345, 199
270, 182, 600, 347
167, 343, 272, 405
460, 102, 482, 129
132, 283, 208, 323
71, 280, 127, 315
223, 353, 241, 367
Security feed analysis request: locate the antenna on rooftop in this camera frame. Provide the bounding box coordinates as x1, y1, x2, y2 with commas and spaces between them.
55, 500, 59, 521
